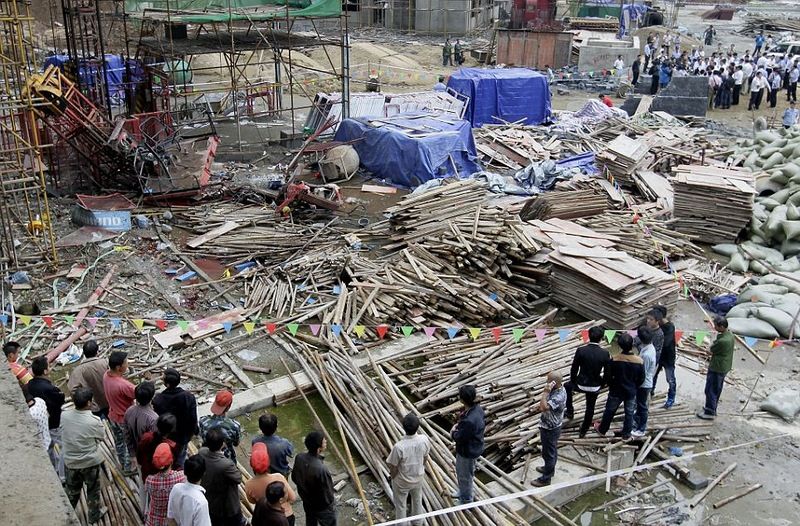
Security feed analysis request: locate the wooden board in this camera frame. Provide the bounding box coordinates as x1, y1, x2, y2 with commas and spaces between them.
187, 221, 241, 248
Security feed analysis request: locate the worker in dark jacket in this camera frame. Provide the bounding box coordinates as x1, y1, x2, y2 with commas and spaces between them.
653, 305, 677, 408
697, 316, 735, 420
292, 431, 336, 526
564, 326, 611, 438
27, 356, 66, 480
450, 384, 485, 504
153, 368, 197, 467
594, 333, 645, 440
198, 428, 243, 526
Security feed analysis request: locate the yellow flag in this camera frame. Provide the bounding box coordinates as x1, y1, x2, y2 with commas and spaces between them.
18, 315, 31, 326
354, 325, 366, 338
243, 322, 255, 335
223, 268, 232, 279
132, 319, 145, 330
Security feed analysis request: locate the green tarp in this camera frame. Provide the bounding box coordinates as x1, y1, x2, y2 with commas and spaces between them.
125, 0, 341, 21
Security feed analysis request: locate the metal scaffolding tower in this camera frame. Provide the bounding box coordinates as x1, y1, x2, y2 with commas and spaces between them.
0, 0, 58, 269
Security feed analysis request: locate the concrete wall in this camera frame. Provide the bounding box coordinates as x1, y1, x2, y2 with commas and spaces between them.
0, 367, 79, 525
577, 37, 640, 72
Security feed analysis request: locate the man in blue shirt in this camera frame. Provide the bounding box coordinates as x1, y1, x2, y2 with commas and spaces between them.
433, 75, 447, 92
783, 101, 799, 128
251, 413, 295, 477
754, 32, 765, 54
532, 372, 566, 487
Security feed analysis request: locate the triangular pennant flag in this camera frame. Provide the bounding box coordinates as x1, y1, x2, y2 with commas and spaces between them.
266, 322, 277, 334
558, 329, 570, 342
197, 320, 209, 330
424, 327, 437, 338
604, 329, 617, 344
223, 268, 232, 278
331, 324, 342, 337
491, 327, 502, 343
287, 323, 299, 336
769, 339, 782, 349
156, 319, 167, 331
64, 315, 75, 326
18, 315, 31, 326
695, 330, 708, 346
132, 319, 145, 331
401, 326, 414, 337
580, 329, 589, 343
468, 327, 481, 340
42, 316, 54, 328
244, 322, 255, 335
354, 325, 366, 338
744, 336, 758, 348
447, 327, 460, 340
627, 329, 638, 338
512, 328, 525, 343
222, 322, 233, 333
674, 330, 683, 344
309, 324, 321, 336
177, 320, 189, 331
87, 317, 99, 328
110, 318, 121, 329
376, 325, 389, 339
0, 314, 7, 326
534, 328, 547, 343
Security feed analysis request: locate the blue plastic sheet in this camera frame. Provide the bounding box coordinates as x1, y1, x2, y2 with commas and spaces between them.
333, 114, 482, 188
43, 54, 131, 105
446, 68, 552, 127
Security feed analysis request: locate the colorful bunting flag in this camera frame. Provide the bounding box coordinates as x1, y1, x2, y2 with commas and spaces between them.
331, 324, 342, 337
42, 316, 54, 328
222, 322, 233, 333
177, 320, 190, 331
287, 323, 299, 336
266, 322, 277, 334
580, 329, 589, 343
354, 325, 366, 338
0, 314, 7, 326
674, 330, 683, 344
87, 317, 99, 328
491, 327, 502, 343
18, 315, 31, 326
376, 325, 389, 339
468, 327, 481, 340
401, 326, 414, 337
244, 322, 255, 335
695, 330, 708, 346
156, 319, 167, 331
132, 319, 145, 331
769, 339, 781, 348
512, 328, 525, 343
197, 320, 209, 330
627, 329, 637, 338
558, 329, 570, 342
744, 336, 758, 348
65, 315, 75, 326
223, 268, 232, 279
604, 329, 617, 344
447, 327, 460, 340
424, 327, 437, 338
310, 324, 321, 336
534, 328, 547, 343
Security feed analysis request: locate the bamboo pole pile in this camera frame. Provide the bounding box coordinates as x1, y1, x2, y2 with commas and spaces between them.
575, 211, 704, 265
520, 190, 607, 221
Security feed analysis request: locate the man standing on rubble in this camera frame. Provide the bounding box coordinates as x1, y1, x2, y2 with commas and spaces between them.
697, 316, 734, 420
386, 413, 431, 524
631, 326, 656, 439
450, 384, 485, 504
563, 326, 611, 438
653, 305, 677, 409
104, 350, 136, 475
154, 368, 198, 468
68, 340, 109, 419
532, 371, 566, 487
594, 333, 644, 440
443, 39, 453, 67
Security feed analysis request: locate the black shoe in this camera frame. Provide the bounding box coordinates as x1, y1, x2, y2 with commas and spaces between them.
532, 478, 551, 487
564, 412, 574, 421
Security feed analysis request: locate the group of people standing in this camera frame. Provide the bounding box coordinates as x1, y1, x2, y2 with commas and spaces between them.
442, 38, 465, 67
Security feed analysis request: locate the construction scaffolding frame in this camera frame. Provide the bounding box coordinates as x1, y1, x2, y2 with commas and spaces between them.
346, 0, 495, 35
0, 0, 58, 270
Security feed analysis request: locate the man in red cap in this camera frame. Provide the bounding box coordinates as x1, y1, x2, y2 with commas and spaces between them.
145, 442, 187, 526
199, 390, 242, 464
245, 443, 296, 525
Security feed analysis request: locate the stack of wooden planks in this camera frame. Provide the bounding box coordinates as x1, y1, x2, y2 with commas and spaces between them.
473, 125, 561, 170
672, 164, 755, 244
575, 211, 704, 265
524, 218, 679, 328
520, 189, 607, 220
632, 170, 674, 210
596, 134, 651, 186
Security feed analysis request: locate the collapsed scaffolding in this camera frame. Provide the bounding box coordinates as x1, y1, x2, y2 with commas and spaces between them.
0, 0, 57, 270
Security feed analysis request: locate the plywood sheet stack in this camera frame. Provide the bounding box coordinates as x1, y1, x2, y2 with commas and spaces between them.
672, 164, 755, 244
596, 134, 651, 186
525, 218, 679, 328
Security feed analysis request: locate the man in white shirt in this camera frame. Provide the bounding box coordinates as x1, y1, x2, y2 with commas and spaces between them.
613, 55, 625, 78
742, 59, 754, 93
644, 42, 653, 69
167, 455, 212, 526
788, 63, 799, 102
733, 65, 744, 105
386, 413, 431, 525
749, 71, 769, 110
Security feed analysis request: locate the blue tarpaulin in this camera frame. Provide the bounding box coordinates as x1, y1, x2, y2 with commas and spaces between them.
446, 68, 552, 127
43, 54, 130, 104
333, 114, 481, 188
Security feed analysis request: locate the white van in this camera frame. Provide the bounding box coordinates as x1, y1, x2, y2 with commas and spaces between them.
766, 41, 800, 60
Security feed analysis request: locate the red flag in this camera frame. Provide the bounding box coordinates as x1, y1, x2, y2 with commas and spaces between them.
155, 319, 167, 331
580, 329, 589, 343
491, 327, 502, 343
376, 325, 389, 339
42, 316, 54, 328
266, 322, 277, 334
674, 330, 683, 344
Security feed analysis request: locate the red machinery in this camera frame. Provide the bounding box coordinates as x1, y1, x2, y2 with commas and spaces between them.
511, 0, 558, 29
276, 182, 342, 216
